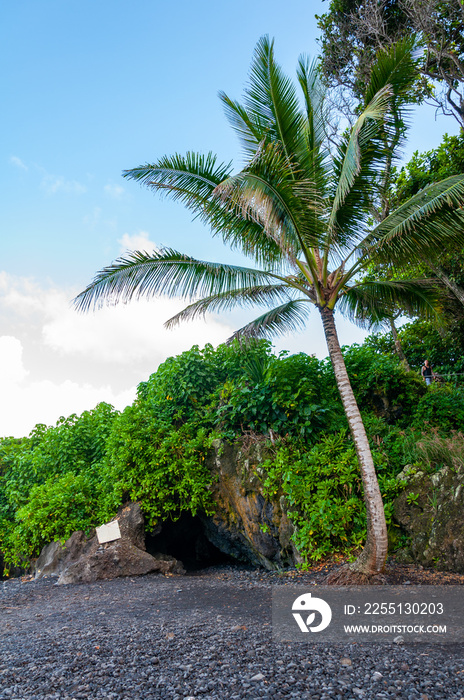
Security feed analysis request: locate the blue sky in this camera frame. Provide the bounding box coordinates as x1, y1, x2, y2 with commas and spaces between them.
0, 1, 460, 437
2, 0, 328, 283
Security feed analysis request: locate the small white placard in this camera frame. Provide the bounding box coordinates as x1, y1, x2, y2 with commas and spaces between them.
96, 519, 121, 544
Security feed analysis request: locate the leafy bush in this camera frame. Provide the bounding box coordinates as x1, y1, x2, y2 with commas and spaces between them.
330, 344, 426, 424
0, 403, 117, 568
261, 431, 401, 562
0, 402, 116, 511
413, 385, 464, 432
366, 319, 464, 378
136, 340, 340, 441
136, 340, 276, 420
137, 344, 224, 422
10, 471, 107, 563
212, 352, 336, 441
102, 408, 216, 530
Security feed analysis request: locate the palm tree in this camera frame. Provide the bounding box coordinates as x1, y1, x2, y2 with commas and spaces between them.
75, 37, 464, 581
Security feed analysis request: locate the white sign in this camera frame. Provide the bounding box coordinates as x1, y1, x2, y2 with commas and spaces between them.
96, 519, 121, 544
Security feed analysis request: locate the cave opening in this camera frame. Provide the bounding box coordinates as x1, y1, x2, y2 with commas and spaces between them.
145, 512, 234, 571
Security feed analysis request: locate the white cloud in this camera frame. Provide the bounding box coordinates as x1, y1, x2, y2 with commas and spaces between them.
43, 297, 231, 363
0, 335, 136, 437
0, 272, 234, 437
118, 231, 158, 253
10, 156, 28, 171
0, 336, 29, 386
104, 183, 125, 199
0, 273, 66, 317
0, 271, 232, 365
41, 173, 87, 195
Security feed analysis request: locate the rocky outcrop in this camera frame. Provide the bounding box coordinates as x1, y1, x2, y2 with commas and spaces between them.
34, 503, 185, 584
57, 539, 184, 585
35, 531, 94, 580
201, 439, 301, 570
394, 464, 464, 572
117, 500, 146, 549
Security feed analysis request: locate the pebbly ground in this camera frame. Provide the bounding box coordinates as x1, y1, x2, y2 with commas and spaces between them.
1, 565, 463, 700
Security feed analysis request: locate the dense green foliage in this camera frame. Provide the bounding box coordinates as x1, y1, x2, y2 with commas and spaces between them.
366, 318, 464, 379
1, 337, 463, 574
263, 431, 366, 561
392, 133, 464, 206
262, 425, 408, 563
338, 344, 426, 421
0, 404, 117, 568
391, 133, 464, 340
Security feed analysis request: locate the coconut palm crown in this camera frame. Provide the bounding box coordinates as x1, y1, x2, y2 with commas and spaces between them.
75, 37, 464, 580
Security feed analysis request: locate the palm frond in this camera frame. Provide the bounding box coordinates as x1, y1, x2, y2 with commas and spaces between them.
123, 152, 285, 267
363, 36, 418, 117
295, 55, 332, 203
73, 249, 280, 312
362, 175, 464, 265
123, 151, 231, 206
337, 278, 441, 329
228, 299, 312, 341
214, 141, 324, 258
327, 86, 393, 240
218, 93, 264, 157
164, 284, 294, 328
226, 36, 304, 165
296, 55, 328, 156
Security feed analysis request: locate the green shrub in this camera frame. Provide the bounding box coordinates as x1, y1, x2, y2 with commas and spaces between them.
136, 340, 275, 422
261, 428, 406, 563
413, 385, 464, 432
334, 344, 426, 424
9, 471, 108, 563
0, 403, 117, 569
137, 344, 223, 421
0, 402, 116, 514
102, 406, 216, 529
212, 352, 336, 441
261, 432, 364, 561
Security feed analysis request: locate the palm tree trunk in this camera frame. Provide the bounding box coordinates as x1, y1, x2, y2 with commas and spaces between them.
389, 318, 410, 371
319, 306, 388, 578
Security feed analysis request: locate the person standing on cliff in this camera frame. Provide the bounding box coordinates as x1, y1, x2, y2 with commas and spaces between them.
421, 359, 434, 386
